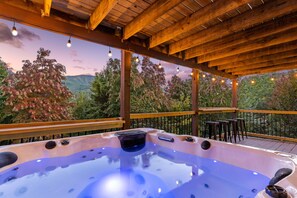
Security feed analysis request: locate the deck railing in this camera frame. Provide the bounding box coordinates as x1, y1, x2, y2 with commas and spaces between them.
130, 111, 194, 135
1, 108, 297, 146
0, 118, 124, 145
238, 110, 297, 140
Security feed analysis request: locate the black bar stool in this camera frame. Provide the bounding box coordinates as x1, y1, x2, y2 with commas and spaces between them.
217, 120, 230, 142
204, 121, 220, 140
226, 119, 239, 143
237, 118, 247, 139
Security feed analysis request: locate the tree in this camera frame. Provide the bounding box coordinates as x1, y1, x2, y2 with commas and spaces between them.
0, 57, 9, 123
165, 75, 191, 111
1, 48, 73, 123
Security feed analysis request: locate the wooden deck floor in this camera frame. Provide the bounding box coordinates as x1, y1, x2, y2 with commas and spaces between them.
238, 137, 297, 155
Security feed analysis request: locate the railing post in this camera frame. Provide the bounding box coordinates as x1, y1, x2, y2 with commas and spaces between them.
120, 50, 131, 129
192, 69, 199, 136
232, 78, 238, 118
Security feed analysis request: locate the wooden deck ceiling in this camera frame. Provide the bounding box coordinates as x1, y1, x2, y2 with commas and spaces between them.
1, 0, 297, 78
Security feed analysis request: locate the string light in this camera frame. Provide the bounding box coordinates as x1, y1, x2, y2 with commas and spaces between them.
158, 63, 162, 69
211, 77, 216, 81
270, 77, 275, 81
221, 79, 225, 83
135, 56, 139, 63
190, 72, 193, 76
230, 81, 233, 85
176, 67, 180, 72
251, 80, 255, 84
108, 47, 112, 57
202, 74, 206, 78
66, 36, 71, 48
236, 82, 239, 86
11, 21, 18, 36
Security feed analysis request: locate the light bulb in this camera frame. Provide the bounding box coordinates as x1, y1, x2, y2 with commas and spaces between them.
212, 77, 216, 81
190, 72, 193, 76
108, 50, 112, 57
270, 78, 275, 81
202, 74, 206, 78
177, 67, 180, 72
136, 56, 139, 63
67, 39, 71, 48
221, 79, 225, 83
12, 26, 18, 36
158, 63, 162, 69
251, 80, 255, 84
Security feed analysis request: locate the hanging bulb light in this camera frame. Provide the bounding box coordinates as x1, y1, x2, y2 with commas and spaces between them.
11, 21, 18, 36
221, 79, 225, 83
211, 77, 216, 82
108, 47, 112, 57
190, 72, 193, 76
202, 74, 206, 78
270, 77, 275, 81
135, 56, 139, 63
66, 36, 72, 48
251, 80, 255, 84
176, 67, 180, 72
158, 63, 162, 69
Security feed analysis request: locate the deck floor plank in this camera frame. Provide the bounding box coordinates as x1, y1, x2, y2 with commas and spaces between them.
237, 137, 297, 154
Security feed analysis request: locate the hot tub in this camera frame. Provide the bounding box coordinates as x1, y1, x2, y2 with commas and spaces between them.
0, 128, 296, 198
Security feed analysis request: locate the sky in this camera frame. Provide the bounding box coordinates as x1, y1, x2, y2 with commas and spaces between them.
0, 19, 192, 80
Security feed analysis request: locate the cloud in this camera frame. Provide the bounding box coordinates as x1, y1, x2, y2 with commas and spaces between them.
73, 59, 83, 64
0, 23, 40, 48
73, 65, 85, 70
70, 50, 78, 57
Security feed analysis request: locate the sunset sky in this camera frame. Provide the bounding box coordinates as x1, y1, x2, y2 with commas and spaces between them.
0, 18, 191, 80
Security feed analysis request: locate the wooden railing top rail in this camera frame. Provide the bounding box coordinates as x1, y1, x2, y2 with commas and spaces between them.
198, 107, 237, 114
238, 109, 297, 115
130, 111, 195, 119
0, 117, 122, 129
0, 119, 125, 141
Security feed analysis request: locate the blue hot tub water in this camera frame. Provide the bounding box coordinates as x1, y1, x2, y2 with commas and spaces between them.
0, 142, 269, 198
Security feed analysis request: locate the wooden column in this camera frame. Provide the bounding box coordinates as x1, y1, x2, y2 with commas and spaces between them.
232, 79, 238, 119
120, 50, 131, 129
192, 69, 199, 136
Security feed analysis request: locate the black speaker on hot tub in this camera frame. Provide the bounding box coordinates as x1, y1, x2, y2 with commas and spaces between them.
115, 130, 147, 152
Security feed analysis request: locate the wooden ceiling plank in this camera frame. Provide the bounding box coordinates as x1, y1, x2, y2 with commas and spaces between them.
149, 0, 252, 48
185, 12, 297, 60
218, 49, 297, 70
235, 62, 297, 76
226, 56, 297, 73
0, 2, 236, 79
198, 27, 297, 63
42, 0, 52, 17
123, 0, 184, 40
88, 0, 118, 30
210, 41, 297, 67
169, 0, 297, 55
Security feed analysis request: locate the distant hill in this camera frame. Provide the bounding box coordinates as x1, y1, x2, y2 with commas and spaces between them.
64, 75, 95, 94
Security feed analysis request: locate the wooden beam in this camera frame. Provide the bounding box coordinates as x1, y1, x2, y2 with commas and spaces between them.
120, 50, 131, 129
228, 57, 297, 73
210, 41, 297, 67
232, 79, 238, 108
234, 62, 297, 76
42, 0, 52, 17
169, 0, 297, 55
198, 28, 297, 63
149, 0, 252, 48
185, 12, 297, 60
219, 49, 297, 70
192, 69, 199, 136
0, 3, 235, 79
87, 0, 117, 30
123, 0, 183, 40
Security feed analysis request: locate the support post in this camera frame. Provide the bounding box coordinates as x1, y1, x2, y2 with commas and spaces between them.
192, 69, 199, 136
232, 78, 238, 118
120, 50, 131, 129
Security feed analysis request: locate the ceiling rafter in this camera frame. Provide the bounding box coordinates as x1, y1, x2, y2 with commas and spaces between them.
87, 0, 118, 30
169, 0, 297, 55
123, 0, 184, 40
149, 0, 252, 48
42, 0, 52, 17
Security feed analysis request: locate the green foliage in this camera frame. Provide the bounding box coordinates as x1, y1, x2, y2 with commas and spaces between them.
199, 73, 231, 107
1, 48, 73, 123
238, 74, 275, 109
0, 57, 9, 123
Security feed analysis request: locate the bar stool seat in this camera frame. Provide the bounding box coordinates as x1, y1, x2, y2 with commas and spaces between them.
204, 121, 220, 140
